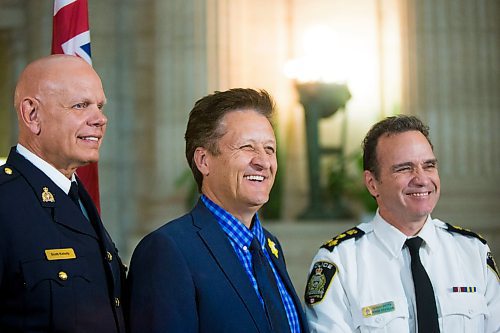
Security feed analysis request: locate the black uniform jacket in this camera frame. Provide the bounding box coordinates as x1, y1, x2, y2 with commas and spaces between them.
0, 147, 126, 333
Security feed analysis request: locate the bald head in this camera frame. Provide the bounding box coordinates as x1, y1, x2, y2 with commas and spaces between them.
14, 55, 98, 111
14, 54, 108, 178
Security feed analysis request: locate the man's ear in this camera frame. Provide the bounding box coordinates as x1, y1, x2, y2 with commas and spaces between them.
194, 147, 210, 176
19, 98, 41, 135
364, 170, 379, 198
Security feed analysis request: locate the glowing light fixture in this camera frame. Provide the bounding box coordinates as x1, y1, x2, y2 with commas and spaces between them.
286, 25, 353, 219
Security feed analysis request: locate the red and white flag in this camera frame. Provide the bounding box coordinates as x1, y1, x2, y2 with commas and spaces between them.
52, 0, 101, 212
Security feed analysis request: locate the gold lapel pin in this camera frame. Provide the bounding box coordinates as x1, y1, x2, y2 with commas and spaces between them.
267, 238, 279, 258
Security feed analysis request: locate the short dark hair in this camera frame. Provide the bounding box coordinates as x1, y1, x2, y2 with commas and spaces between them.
185, 88, 275, 192
362, 115, 433, 179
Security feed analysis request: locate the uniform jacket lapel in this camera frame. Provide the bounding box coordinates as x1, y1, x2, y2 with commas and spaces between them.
7, 148, 98, 239
76, 176, 113, 244
76, 176, 124, 305
192, 201, 271, 333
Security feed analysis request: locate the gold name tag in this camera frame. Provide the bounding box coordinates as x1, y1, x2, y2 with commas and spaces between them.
362, 301, 395, 317
45, 248, 76, 260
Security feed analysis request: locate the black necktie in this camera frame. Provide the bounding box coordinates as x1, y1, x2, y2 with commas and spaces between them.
405, 237, 440, 333
68, 181, 82, 211
249, 237, 291, 333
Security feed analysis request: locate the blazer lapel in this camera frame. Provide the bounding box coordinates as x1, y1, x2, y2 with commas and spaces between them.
192, 201, 271, 333
264, 231, 310, 332
263, 232, 295, 294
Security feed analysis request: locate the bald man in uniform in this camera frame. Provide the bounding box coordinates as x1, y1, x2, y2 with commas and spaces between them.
0, 55, 126, 332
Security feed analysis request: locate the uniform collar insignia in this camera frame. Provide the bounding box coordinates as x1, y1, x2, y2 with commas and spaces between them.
41, 187, 55, 203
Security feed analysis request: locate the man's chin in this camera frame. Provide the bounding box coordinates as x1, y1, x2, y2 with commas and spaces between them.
248, 197, 270, 209
78, 155, 100, 167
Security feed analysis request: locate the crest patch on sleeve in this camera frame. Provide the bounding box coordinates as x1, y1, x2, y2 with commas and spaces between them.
304, 261, 337, 306
487, 252, 500, 281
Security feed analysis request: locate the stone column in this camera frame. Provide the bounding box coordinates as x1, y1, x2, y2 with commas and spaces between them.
401, 0, 500, 252
136, 0, 291, 233
0, 2, 26, 153
89, 0, 138, 254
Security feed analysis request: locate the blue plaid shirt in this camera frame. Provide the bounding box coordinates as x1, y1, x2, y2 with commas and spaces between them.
201, 195, 301, 333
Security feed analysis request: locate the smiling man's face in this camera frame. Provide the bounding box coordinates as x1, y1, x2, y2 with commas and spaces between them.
364, 130, 440, 232
200, 109, 277, 223
17, 56, 107, 178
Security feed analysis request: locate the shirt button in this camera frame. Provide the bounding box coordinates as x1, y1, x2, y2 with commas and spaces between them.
243, 246, 248, 251
58, 271, 68, 281
469, 309, 474, 314
114, 297, 120, 307
106, 251, 113, 262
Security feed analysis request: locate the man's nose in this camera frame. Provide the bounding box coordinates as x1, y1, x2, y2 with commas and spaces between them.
411, 167, 430, 185
251, 149, 272, 170
87, 106, 107, 127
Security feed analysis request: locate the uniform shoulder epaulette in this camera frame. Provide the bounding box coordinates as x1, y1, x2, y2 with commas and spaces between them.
320, 227, 365, 252
445, 223, 487, 244
0, 165, 19, 185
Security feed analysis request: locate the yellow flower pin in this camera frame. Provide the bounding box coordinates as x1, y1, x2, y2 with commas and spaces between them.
267, 238, 279, 258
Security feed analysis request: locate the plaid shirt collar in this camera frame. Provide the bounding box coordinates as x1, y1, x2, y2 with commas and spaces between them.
201, 194, 266, 249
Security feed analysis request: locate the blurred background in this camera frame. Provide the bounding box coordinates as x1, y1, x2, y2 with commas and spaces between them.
1, 0, 499, 290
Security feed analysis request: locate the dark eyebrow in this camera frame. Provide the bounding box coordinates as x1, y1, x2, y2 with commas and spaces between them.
391, 162, 413, 172
391, 159, 438, 171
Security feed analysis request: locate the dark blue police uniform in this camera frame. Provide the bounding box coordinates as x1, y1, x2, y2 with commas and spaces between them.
0, 147, 126, 332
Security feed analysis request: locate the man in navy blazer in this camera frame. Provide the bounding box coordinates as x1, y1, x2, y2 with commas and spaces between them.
127, 89, 309, 332
0, 55, 126, 332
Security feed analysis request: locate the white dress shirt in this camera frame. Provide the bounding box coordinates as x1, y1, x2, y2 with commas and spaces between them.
16, 144, 75, 194
305, 212, 500, 333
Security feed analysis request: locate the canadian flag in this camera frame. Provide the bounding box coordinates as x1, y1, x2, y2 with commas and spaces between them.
52, 0, 101, 212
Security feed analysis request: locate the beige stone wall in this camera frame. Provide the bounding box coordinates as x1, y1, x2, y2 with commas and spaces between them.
402, 0, 500, 233
0, 0, 498, 262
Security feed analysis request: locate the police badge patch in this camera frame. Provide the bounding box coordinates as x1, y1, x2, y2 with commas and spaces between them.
304, 261, 337, 305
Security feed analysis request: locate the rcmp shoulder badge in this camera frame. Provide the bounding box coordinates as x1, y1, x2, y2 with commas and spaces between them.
487, 252, 500, 281
445, 223, 487, 244
304, 261, 337, 305
320, 227, 365, 252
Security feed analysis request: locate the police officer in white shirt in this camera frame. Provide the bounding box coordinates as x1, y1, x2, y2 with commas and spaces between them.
304, 115, 500, 333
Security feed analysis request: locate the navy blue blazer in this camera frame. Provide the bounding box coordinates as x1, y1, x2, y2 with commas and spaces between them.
127, 199, 309, 333
0, 147, 126, 332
